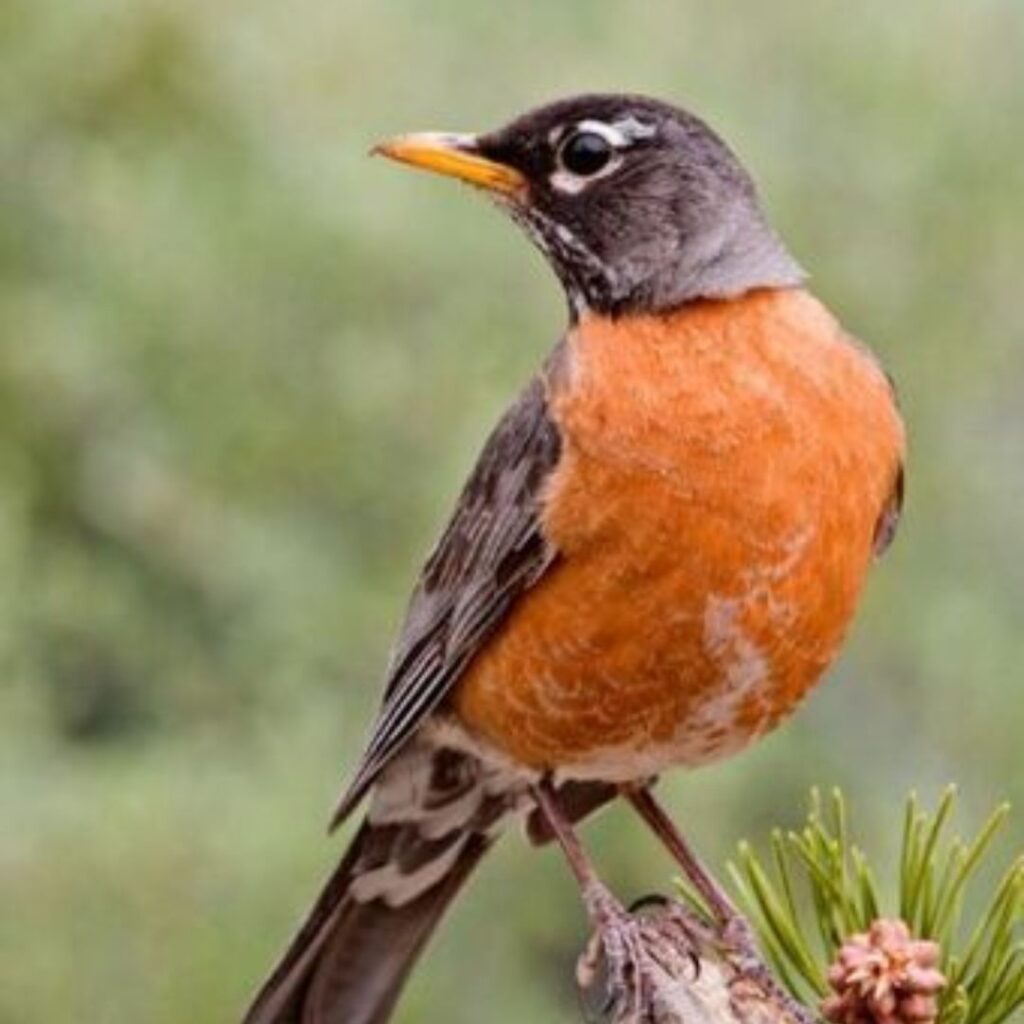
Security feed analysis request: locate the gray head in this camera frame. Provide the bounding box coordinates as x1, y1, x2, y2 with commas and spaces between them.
375, 93, 804, 319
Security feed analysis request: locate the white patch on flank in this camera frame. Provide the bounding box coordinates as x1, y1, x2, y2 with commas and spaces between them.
701, 595, 770, 708
350, 835, 471, 907
553, 524, 819, 784
564, 596, 771, 780
355, 731, 529, 907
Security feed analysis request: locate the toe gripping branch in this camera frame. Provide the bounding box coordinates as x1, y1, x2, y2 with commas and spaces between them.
533, 781, 819, 1024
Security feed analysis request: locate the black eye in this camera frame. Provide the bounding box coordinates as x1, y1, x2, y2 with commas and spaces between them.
558, 130, 614, 177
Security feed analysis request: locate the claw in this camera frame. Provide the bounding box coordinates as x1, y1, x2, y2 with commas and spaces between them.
576, 895, 712, 1024
629, 893, 671, 914
576, 906, 652, 1022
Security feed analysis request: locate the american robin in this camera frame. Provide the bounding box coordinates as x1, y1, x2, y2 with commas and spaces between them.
242, 94, 905, 1024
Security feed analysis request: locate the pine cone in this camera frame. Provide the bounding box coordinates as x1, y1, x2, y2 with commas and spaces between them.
821, 918, 947, 1024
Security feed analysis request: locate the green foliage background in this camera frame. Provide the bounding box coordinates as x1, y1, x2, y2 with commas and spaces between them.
1, 1, 1022, 1021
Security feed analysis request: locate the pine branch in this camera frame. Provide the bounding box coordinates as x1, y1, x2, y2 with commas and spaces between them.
573, 789, 1022, 1024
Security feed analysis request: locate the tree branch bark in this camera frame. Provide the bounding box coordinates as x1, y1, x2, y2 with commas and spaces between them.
576, 897, 815, 1024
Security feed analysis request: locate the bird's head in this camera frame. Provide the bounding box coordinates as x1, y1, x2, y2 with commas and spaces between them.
374, 93, 804, 319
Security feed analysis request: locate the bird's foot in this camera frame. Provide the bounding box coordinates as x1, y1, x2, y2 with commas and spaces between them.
577, 889, 704, 1024
621, 787, 816, 1024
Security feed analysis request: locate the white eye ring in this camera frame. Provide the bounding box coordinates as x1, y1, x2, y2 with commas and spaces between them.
549, 120, 627, 194
569, 119, 630, 148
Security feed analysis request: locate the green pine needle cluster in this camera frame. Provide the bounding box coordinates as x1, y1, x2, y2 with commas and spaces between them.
680, 788, 1024, 1024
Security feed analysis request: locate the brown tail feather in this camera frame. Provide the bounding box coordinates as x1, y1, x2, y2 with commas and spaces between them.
242, 823, 493, 1024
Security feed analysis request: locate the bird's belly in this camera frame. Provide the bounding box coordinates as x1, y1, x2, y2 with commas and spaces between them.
452, 461, 866, 779
450, 291, 903, 780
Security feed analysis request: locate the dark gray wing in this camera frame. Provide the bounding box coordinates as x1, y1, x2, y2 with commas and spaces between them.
872, 462, 905, 557
331, 371, 562, 827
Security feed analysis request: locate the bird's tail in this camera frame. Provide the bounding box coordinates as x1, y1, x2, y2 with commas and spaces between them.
241, 737, 618, 1024
242, 820, 492, 1024
242, 743, 506, 1024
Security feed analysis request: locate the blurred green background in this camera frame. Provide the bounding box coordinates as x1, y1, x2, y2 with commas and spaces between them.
2, 1, 1022, 1021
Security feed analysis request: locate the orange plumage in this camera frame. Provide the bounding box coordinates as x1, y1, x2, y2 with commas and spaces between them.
453, 288, 904, 775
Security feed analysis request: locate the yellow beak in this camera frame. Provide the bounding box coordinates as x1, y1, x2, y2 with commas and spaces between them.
372, 132, 526, 196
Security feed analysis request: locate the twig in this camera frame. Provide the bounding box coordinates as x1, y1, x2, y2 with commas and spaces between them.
576, 895, 815, 1024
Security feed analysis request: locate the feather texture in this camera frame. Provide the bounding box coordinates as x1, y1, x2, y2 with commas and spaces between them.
330, 369, 563, 826
243, 744, 511, 1024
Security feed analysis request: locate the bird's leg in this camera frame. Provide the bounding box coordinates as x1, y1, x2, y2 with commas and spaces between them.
623, 784, 818, 1024
622, 785, 744, 930
533, 781, 661, 1022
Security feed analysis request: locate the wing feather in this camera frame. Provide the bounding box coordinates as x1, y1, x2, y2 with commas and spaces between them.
331, 369, 563, 826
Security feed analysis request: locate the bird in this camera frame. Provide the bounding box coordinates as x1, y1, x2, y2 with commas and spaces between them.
241, 93, 906, 1024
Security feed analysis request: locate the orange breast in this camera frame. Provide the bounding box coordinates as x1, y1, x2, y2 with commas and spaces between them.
452, 288, 905, 780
